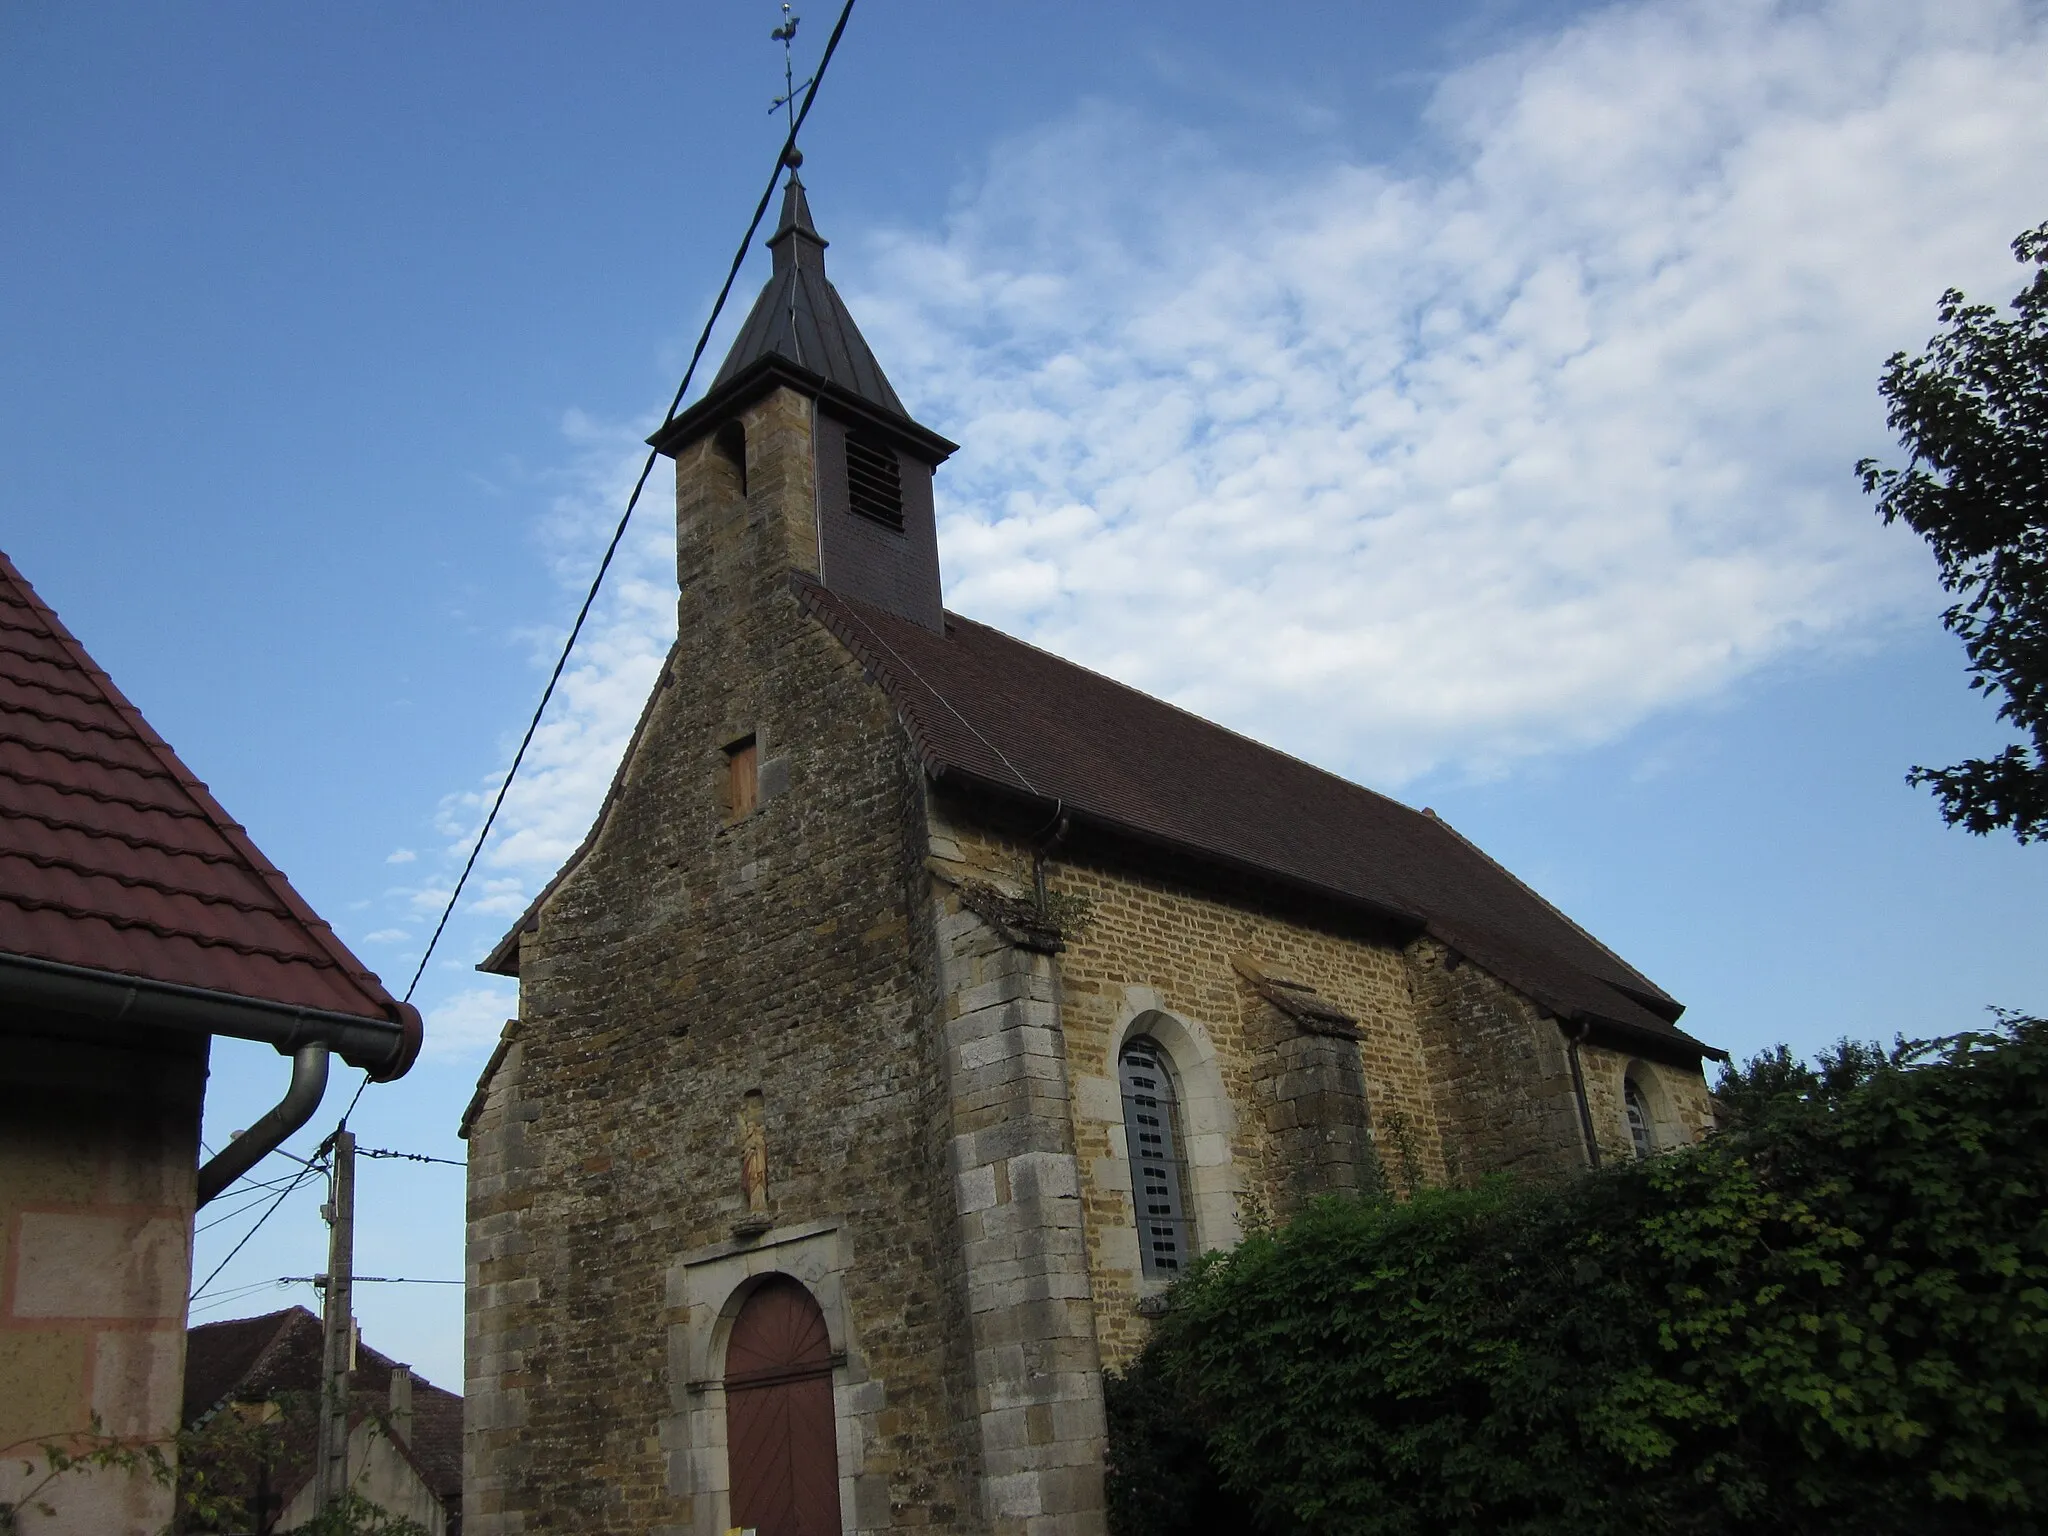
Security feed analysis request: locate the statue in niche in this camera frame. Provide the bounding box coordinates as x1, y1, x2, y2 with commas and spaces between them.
736, 1090, 770, 1236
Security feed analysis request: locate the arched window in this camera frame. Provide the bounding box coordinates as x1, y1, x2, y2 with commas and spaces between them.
724, 1276, 840, 1536
1119, 1036, 1193, 1278
1624, 1076, 1655, 1160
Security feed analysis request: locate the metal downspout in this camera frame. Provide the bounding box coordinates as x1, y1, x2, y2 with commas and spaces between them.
196, 1043, 331, 1207
1564, 1019, 1602, 1170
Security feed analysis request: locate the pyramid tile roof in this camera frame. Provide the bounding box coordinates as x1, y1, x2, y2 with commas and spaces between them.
0, 549, 409, 1023
710, 175, 907, 417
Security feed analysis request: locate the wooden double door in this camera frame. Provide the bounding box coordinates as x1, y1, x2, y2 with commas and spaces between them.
725, 1276, 842, 1536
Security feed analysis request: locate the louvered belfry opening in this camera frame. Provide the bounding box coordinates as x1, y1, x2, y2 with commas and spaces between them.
724, 1276, 842, 1536
1119, 1036, 1194, 1278
844, 429, 905, 531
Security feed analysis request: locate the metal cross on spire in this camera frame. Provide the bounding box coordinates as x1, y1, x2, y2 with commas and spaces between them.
770, 4, 812, 169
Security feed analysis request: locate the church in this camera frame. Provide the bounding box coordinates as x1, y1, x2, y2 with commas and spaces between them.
459, 173, 1721, 1536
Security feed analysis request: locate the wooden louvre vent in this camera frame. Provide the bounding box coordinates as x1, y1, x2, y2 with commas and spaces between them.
844, 430, 904, 530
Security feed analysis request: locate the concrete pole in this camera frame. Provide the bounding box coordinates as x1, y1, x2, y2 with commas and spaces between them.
316, 1128, 355, 1513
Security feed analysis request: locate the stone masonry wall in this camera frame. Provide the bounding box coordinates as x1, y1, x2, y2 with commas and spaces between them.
1409, 937, 1581, 1187
1404, 936, 1592, 1184
463, 385, 980, 1536
1579, 1042, 1717, 1165
924, 804, 1450, 1375
928, 888, 1108, 1536
1405, 937, 1715, 1177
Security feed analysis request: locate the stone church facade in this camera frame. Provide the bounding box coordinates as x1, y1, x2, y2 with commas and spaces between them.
460, 177, 1720, 1536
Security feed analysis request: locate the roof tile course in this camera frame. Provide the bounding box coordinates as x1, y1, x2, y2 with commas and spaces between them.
0, 549, 406, 1021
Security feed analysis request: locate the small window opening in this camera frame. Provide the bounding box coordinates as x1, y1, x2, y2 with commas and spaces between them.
713, 419, 748, 497
1624, 1076, 1654, 1160
845, 430, 904, 530
1119, 1036, 1193, 1278
725, 735, 759, 819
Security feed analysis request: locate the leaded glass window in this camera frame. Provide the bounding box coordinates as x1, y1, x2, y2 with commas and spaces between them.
1624, 1076, 1655, 1161
1119, 1036, 1193, 1278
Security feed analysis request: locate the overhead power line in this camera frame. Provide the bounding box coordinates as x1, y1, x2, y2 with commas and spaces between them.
190, 1134, 333, 1302
355, 1146, 465, 1166
400, 0, 862, 1006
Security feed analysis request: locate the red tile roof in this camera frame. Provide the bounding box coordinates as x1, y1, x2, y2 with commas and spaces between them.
0, 549, 407, 1022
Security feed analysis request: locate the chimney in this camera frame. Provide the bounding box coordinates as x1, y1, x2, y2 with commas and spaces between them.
388, 1364, 415, 1447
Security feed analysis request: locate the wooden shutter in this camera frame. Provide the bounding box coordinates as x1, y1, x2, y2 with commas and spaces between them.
725, 1277, 841, 1536
727, 737, 759, 819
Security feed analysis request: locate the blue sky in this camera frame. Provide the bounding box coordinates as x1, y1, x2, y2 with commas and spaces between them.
5, 0, 2044, 1391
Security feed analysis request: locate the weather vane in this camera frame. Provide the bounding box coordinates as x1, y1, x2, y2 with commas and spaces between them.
770, 4, 811, 169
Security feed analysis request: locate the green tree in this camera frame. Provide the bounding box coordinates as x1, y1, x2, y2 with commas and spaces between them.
1858, 220, 2048, 842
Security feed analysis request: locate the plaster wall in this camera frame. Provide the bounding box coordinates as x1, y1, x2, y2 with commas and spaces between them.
0, 1019, 204, 1536
278, 1417, 449, 1536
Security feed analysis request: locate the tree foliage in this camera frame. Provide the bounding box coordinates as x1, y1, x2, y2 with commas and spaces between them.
1107, 1018, 2048, 1536
1859, 221, 2048, 842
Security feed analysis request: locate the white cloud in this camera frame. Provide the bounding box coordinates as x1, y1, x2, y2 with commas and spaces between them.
422, 986, 517, 1062
385, 848, 416, 865
362, 928, 410, 944
842, 0, 2048, 782
420, 0, 2048, 927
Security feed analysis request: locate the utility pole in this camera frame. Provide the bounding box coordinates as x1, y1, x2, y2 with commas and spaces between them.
315, 1128, 355, 1513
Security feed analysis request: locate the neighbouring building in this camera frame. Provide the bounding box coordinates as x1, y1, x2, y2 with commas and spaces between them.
0, 550, 420, 1534
182, 1306, 463, 1535
461, 174, 1724, 1536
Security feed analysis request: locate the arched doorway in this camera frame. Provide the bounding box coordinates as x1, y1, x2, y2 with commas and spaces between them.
724, 1275, 841, 1536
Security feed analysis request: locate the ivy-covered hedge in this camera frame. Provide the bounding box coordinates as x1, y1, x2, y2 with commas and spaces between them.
1106, 1019, 2048, 1536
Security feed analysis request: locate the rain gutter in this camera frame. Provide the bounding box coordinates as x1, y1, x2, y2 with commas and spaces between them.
0, 951, 422, 1205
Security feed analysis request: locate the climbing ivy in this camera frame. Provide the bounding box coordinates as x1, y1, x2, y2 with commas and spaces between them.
1108, 1017, 2048, 1536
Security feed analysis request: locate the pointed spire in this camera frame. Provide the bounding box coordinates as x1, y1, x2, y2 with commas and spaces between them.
704, 171, 906, 418
767, 172, 828, 276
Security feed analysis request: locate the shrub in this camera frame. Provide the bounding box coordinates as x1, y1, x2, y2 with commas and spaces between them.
1110, 1018, 2048, 1536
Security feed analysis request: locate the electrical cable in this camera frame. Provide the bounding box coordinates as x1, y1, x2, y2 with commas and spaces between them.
357, 1147, 466, 1167
187, 1278, 305, 1318
189, 1135, 333, 1302
399, 0, 861, 1007
196, 1178, 310, 1235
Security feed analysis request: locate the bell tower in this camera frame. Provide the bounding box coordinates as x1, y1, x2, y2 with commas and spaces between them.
650, 173, 957, 631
